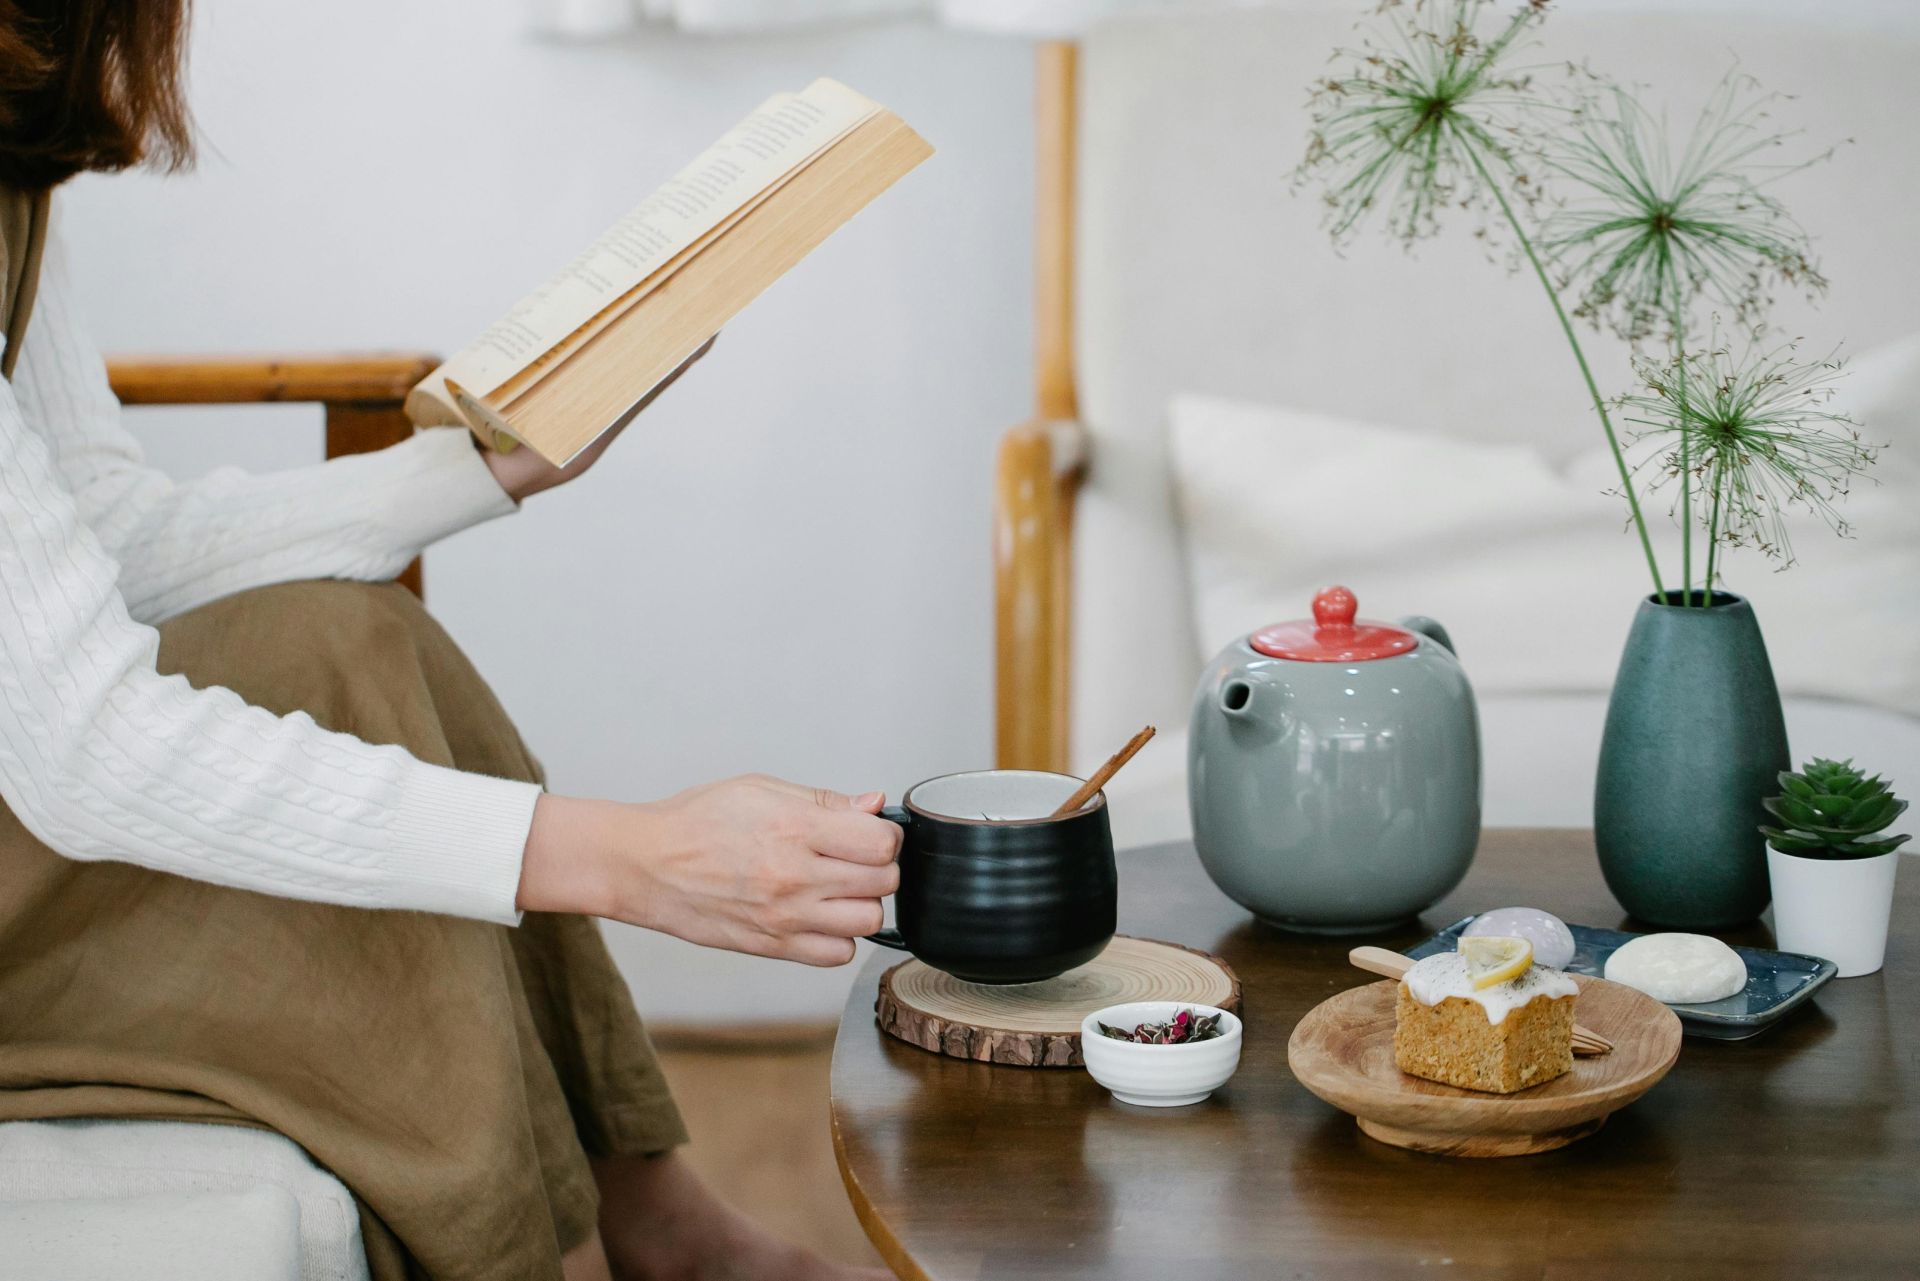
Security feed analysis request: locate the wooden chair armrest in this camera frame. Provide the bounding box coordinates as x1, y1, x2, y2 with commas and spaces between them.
104, 352, 443, 600
994, 417, 1089, 772
105, 353, 439, 406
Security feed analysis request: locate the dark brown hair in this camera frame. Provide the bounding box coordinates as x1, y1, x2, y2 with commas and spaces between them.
0, 0, 192, 190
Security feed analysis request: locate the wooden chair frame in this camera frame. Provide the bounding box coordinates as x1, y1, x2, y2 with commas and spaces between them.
995, 42, 1089, 773
105, 353, 441, 597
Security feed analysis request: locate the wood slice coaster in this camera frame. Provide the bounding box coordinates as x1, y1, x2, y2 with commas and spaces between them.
874, 936, 1241, 1067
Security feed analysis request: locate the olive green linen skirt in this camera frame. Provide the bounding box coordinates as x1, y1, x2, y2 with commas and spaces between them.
0, 580, 687, 1279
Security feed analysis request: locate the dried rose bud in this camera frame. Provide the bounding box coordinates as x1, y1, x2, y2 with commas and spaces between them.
1094, 1008, 1225, 1044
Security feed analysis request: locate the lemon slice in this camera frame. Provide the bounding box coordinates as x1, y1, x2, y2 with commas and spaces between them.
1459, 935, 1532, 989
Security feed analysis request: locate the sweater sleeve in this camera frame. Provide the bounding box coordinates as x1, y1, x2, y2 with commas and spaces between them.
12, 219, 518, 626
0, 340, 540, 926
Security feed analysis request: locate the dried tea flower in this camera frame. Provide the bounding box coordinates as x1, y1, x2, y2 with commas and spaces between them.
1097, 1008, 1225, 1045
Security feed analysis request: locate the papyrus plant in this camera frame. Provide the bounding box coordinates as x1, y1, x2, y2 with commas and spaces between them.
1296, 0, 1876, 604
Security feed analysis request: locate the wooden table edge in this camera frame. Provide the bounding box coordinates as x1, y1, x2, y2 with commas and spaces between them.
832, 953, 934, 1281
831, 1094, 932, 1281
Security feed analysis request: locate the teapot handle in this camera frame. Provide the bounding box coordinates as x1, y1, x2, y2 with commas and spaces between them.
1397, 615, 1457, 657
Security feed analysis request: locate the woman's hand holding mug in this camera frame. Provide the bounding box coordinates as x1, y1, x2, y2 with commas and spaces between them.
517, 776, 903, 967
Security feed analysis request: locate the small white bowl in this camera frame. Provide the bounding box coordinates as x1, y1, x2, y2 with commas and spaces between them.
1080, 1001, 1243, 1108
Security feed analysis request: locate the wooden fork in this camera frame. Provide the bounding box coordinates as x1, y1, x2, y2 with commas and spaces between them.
1348, 946, 1616, 1057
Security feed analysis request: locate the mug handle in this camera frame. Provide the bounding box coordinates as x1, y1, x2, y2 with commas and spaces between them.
866, 804, 912, 950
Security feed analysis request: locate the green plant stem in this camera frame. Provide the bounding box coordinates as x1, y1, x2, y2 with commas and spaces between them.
1704, 452, 1725, 597
1463, 142, 1667, 598
1680, 445, 1693, 601
1680, 434, 1693, 601
1664, 260, 1694, 606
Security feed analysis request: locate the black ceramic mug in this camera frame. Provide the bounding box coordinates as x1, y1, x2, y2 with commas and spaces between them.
867, 769, 1117, 985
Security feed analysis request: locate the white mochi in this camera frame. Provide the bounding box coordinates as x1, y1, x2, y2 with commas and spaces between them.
1463, 906, 1577, 970
1603, 933, 1747, 1004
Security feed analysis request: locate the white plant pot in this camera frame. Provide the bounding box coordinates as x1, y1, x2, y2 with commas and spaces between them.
1767, 848, 1901, 978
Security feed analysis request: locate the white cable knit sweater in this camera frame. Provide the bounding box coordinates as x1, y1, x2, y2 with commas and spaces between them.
0, 215, 539, 924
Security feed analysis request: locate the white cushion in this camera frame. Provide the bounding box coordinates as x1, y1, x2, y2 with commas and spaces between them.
1071, 8, 1920, 769
1166, 332, 1920, 719
1106, 696, 1920, 850
0, 1120, 369, 1281
0, 1188, 302, 1281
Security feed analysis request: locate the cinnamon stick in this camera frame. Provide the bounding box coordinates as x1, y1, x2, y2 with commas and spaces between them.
1051, 725, 1156, 817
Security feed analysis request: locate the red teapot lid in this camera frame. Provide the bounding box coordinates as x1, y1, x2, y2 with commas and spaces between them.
1249, 586, 1418, 662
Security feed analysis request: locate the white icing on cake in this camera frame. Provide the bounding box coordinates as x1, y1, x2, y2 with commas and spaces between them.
1603, 933, 1747, 1004
1404, 953, 1579, 1024
1463, 906, 1577, 970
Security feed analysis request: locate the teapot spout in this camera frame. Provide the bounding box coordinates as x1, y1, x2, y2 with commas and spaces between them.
1210, 671, 1293, 743
1219, 678, 1258, 718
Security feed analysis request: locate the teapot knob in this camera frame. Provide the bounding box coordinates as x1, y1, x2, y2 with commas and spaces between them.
1312, 585, 1358, 629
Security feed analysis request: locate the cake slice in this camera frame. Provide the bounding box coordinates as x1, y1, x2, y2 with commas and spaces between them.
1393, 950, 1578, 1094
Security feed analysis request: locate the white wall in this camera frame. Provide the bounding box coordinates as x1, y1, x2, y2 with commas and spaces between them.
64, 1, 1034, 1021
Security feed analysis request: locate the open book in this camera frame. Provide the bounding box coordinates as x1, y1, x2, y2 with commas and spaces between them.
406, 79, 932, 465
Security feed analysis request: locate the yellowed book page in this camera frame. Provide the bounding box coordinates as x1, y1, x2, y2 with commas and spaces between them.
501, 115, 931, 464
408, 77, 877, 429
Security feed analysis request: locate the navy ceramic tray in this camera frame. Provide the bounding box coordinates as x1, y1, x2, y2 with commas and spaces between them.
1408, 917, 1838, 1041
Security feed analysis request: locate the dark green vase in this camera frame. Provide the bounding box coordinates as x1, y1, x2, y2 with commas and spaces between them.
1595, 591, 1788, 928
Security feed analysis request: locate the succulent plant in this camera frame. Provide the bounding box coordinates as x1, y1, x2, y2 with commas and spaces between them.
1761, 758, 1909, 860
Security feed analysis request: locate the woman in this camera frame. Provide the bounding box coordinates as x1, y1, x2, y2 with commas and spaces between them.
0, 3, 899, 1278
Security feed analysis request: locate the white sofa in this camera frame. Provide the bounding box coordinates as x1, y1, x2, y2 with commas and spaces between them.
1062, 7, 1920, 848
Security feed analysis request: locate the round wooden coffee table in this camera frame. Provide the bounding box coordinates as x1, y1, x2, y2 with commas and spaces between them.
831, 830, 1918, 1279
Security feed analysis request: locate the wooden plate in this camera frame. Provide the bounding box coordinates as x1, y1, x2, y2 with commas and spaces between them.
1287, 976, 1683, 1157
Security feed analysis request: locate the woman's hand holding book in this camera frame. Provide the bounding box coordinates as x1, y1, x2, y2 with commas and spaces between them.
479, 339, 714, 502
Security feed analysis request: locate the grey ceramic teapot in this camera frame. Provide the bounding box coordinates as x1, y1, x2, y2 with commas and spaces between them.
1187, 586, 1481, 933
